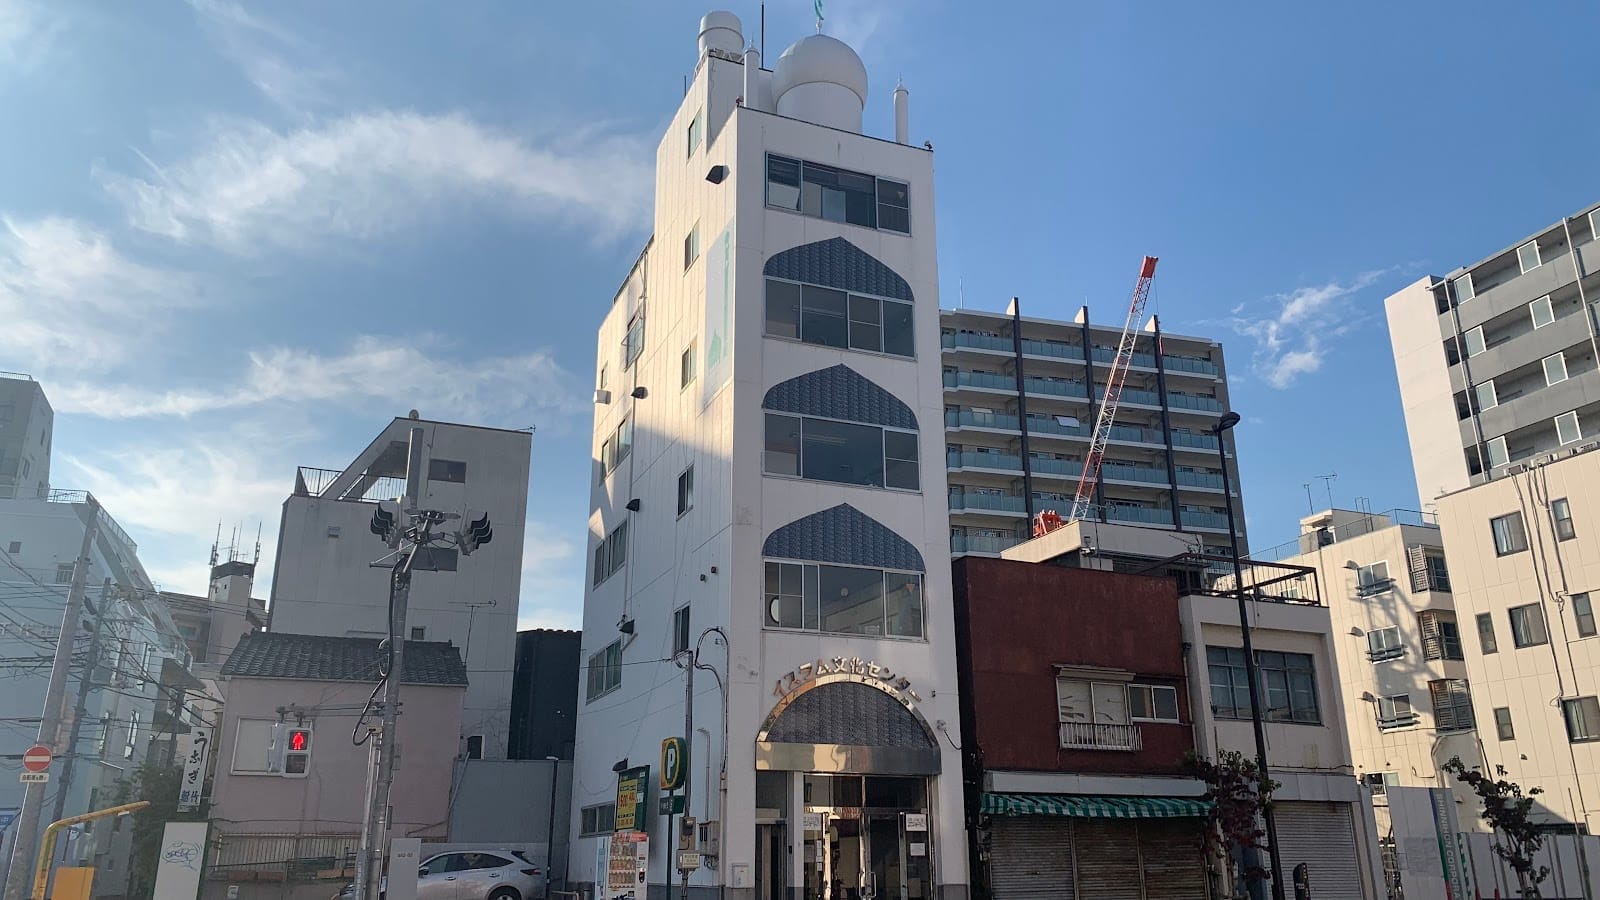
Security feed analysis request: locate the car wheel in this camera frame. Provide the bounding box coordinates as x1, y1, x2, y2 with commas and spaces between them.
488, 888, 520, 900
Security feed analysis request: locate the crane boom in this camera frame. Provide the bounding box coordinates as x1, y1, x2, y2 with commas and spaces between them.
1069, 255, 1159, 523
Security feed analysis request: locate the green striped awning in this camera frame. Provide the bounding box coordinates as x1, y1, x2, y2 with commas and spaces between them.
980, 792, 1211, 819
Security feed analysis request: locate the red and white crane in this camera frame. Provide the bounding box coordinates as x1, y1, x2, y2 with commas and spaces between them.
1068, 255, 1159, 523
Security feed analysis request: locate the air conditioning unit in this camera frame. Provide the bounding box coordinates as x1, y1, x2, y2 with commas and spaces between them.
1505, 463, 1528, 475
594, 389, 612, 405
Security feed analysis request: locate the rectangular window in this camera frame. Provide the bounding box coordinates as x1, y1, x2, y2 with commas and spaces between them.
1573, 592, 1596, 638
1556, 410, 1582, 445
428, 459, 467, 483
1544, 352, 1569, 386
1530, 294, 1555, 329
55, 563, 73, 585
1475, 381, 1498, 411
1127, 684, 1180, 722
765, 278, 915, 358
681, 342, 697, 388
1357, 561, 1392, 593
599, 364, 608, 391
1562, 696, 1600, 742
1518, 240, 1542, 274
1206, 647, 1319, 724
1453, 272, 1475, 303
1464, 326, 1486, 357
1487, 436, 1509, 469
1509, 603, 1549, 648
1494, 707, 1515, 741
765, 154, 910, 235
876, 178, 910, 234
1056, 679, 1130, 725
585, 639, 623, 702
580, 803, 616, 836
764, 560, 923, 639
1425, 554, 1451, 592
230, 718, 277, 773
1377, 694, 1415, 730
1419, 611, 1464, 661
1366, 626, 1403, 661
607, 521, 628, 578
686, 109, 702, 157
410, 626, 426, 641
684, 224, 700, 270
677, 466, 694, 516
764, 412, 919, 492
1553, 498, 1576, 541
1430, 678, 1475, 732
1476, 612, 1498, 654
1491, 511, 1527, 555
624, 311, 646, 369
123, 709, 140, 759
673, 606, 691, 655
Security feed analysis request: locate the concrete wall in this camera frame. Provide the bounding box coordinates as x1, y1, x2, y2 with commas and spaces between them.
211, 676, 464, 838
268, 418, 531, 759
1386, 276, 1470, 503
0, 376, 52, 498
448, 758, 573, 886
1435, 449, 1600, 831
952, 557, 1193, 776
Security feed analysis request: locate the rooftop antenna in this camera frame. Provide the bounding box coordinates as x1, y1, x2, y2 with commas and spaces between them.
1302, 483, 1313, 515
209, 524, 221, 567
253, 523, 262, 566
1315, 473, 1338, 510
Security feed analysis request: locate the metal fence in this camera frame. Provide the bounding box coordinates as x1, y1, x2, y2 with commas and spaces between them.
207, 833, 360, 884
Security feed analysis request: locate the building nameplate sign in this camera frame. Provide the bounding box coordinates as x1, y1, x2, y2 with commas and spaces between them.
773, 656, 921, 703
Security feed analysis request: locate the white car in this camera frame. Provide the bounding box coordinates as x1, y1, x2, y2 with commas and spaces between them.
334, 850, 543, 900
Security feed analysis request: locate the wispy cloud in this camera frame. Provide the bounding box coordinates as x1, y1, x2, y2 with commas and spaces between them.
0, 0, 61, 74
0, 216, 199, 373
185, 0, 334, 111
1226, 270, 1392, 388
517, 521, 581, 630
98, 112, 654, 253
51, 335, 586, 424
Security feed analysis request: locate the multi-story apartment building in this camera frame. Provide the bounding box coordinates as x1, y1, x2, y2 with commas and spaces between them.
569, 14, 968, 900
269, 413, 531, 759
942, 309, 1242, 556
1433, 447, 1600, 833
1386, 200, 1600, 502
995, 521, 1384, 900
0, 372, 52, 500
1262, 509, 1478, 800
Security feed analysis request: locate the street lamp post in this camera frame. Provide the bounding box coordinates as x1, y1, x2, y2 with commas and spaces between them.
1210, 411, 1287, 900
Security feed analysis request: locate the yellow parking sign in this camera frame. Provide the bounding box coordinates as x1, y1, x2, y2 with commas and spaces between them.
660, 737, 687, 791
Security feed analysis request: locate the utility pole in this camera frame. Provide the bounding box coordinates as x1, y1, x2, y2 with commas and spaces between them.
4, 496, 101, 900
52, 580, 113, 825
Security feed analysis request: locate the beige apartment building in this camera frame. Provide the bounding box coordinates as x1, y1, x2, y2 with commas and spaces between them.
1433, 448, 1600, 831
1261, 508, 1483, 855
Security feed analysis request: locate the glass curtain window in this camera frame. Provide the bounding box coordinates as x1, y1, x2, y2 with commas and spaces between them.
765, 278, 914, 358
765, 561, 923, 639
767, 154, 912, 235
764, 412, 918, 491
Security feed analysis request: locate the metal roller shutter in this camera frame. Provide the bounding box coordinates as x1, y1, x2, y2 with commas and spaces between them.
1274, 801, 1364, 900
1136, 818, 1208, 900
1072, 819, 1141, 900
990, 817, 1074, 900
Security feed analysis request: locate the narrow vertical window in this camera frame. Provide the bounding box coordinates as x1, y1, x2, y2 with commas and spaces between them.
1517, 240, 1542, 273
1556, 411, 1582, 446
1529, 295, 1555, 329
1452, 272, 1474, 303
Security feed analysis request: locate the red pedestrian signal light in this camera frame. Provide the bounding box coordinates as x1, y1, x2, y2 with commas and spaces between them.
289, 730, 309, 752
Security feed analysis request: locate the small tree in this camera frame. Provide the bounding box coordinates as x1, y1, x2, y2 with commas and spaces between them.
1186, 750, 1278, 894
1441, 757, 1548, 897
111, 759, 185, 900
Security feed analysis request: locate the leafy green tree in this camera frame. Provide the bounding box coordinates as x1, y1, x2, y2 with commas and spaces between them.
110, 759, 185, 900
1441, 757, 1548, 897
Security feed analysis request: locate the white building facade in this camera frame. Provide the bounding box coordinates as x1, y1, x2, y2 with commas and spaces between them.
570, 14, 968, 900
268, 415, 531, 759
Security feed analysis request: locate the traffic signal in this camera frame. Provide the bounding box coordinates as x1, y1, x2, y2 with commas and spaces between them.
271, 723, 313, 778
370, 500, 402, 546
459, 511, 493, 555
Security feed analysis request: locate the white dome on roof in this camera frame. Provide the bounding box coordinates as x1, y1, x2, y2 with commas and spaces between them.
698, 11, 743, 56
771, 33, 868, 131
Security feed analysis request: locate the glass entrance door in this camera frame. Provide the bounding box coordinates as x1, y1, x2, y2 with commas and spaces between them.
756, 824, 787, 900
866, 815, 901, 900
802, 776, 929, 900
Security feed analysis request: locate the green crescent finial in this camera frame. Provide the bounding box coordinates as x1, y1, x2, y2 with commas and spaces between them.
814, 0, 823, 29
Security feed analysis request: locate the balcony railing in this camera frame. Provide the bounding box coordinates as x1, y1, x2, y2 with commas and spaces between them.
1378, 713, 1421, 731
948, 492, 1028, 514
950, 532, 1024, 555
947, 410, 1204, 450
1254, 508, 1439, 563
1059, 721, 1143, 751
943, 333, 1220, 376
294, 466, 407, 504
1180, 509, 1231, 530
0, 487, 138, 554
1105, 505, 1175, 526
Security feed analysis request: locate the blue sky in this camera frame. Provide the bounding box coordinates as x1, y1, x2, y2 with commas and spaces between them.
2, 0, 1596, 627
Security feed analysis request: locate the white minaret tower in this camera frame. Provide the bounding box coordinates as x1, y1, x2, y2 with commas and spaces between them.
570, 13, 964, 900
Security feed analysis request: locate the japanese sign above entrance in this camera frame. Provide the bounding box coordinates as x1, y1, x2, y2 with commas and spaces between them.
772, 656, 921, 703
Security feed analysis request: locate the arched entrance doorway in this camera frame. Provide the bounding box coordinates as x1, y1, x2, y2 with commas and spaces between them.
755, 675, 937, 900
